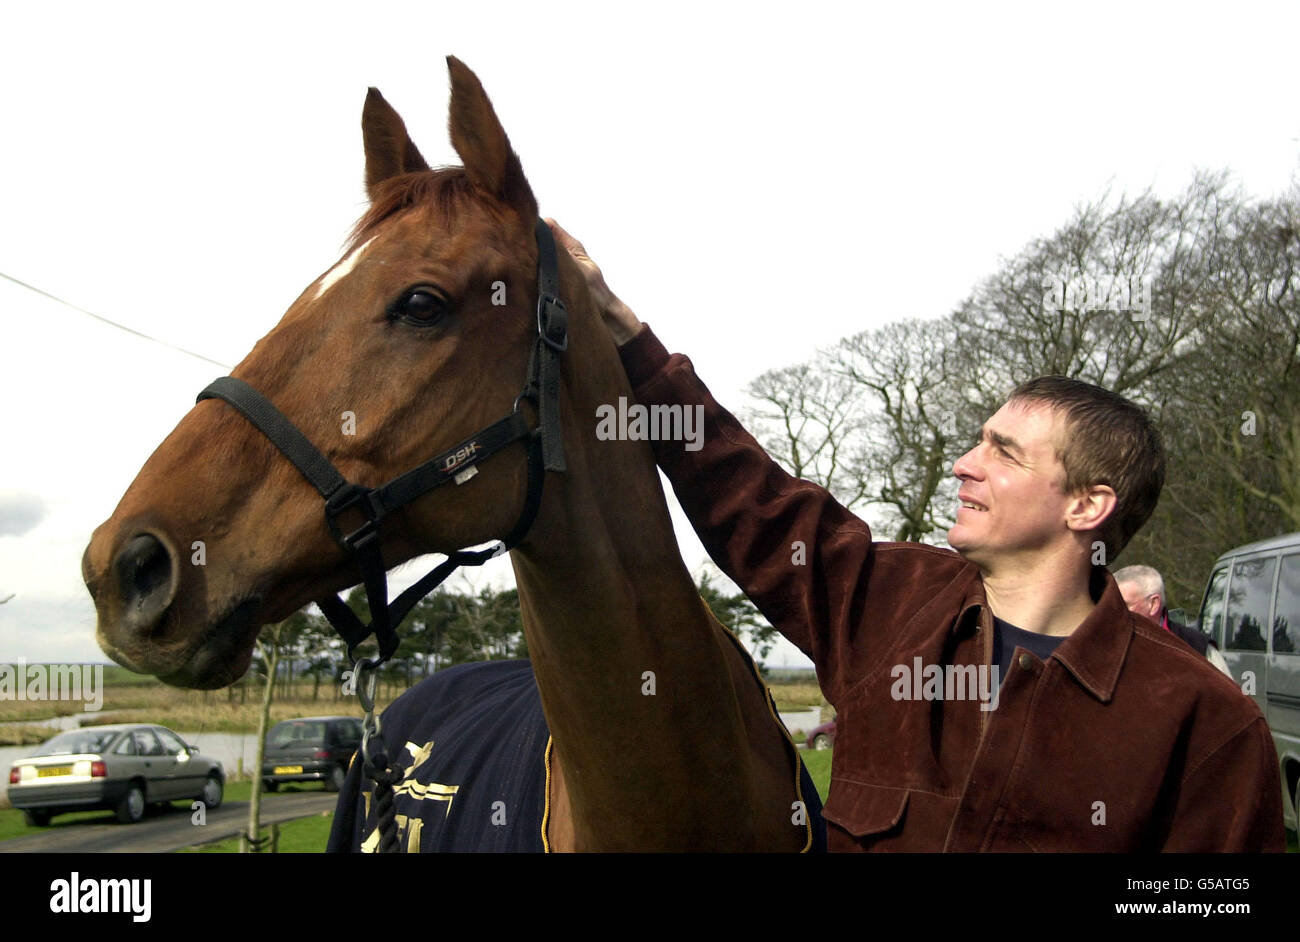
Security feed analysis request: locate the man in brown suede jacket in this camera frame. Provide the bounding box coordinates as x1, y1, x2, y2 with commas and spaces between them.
551, 221, 1284, 852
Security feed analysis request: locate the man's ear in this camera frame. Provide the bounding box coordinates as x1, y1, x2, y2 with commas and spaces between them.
1065, 484, 1118, 539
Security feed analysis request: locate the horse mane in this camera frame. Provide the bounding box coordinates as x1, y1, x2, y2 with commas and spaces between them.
347, 168, 478, 251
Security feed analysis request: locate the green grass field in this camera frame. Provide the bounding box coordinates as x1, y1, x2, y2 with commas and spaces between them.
0, 779, 265, 843
800, 748, 832, 802
181, 812, 334, 853
0, 779, 341, 851
0, 802, 120, 842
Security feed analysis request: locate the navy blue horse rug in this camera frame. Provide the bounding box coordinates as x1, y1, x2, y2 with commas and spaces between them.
326, 659, 826, 852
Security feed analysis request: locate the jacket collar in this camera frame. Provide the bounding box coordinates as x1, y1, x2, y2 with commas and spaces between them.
1048, 567, 1134, 703
956, 565, 1133, 703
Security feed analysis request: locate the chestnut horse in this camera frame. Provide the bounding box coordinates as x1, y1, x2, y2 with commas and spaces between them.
82, 57, 816, 851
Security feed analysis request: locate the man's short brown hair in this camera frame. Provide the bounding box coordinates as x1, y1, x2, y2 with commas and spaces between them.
1007, 376, 1165, 561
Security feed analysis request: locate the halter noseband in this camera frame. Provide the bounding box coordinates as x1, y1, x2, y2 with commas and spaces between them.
196, 217, 567, 667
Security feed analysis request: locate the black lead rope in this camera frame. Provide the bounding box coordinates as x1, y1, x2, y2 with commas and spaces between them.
196, 218, 567, 852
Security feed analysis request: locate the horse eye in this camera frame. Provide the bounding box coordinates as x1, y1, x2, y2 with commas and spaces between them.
395, 289, 446, 324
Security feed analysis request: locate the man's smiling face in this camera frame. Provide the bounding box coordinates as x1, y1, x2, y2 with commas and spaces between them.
947, 399, 1076, 569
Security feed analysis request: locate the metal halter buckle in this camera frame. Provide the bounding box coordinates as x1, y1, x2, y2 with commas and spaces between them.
325, 484, 384, 552
537, 294, 568, 352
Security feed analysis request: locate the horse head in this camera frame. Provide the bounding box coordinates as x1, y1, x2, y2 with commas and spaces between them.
82, 58, 614, 688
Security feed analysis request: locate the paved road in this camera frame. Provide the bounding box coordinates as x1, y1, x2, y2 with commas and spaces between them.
0, 792, 338, 853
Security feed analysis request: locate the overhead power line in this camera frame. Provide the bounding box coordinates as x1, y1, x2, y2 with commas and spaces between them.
1, 270, 232, 370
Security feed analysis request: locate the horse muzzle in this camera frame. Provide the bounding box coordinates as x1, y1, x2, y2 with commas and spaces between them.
84, 525, 258, 687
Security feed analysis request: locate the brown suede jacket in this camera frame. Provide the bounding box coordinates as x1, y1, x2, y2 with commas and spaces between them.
619, 325, 1284, 852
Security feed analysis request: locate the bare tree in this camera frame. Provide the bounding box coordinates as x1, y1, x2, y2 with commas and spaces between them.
952, 173, 1236, 409
743, 362, 872, 510
834, 316, 975, 541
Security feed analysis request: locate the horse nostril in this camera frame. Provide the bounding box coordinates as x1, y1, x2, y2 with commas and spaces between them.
113, 533, 176, 626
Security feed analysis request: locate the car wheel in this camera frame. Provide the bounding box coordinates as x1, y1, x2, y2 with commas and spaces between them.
325, 764, 346, 793
116, 783, 146, 824
812, 734, 831, 751
23, 809, 52, 827
201, 775, 223, 809
263, 780, 279, 793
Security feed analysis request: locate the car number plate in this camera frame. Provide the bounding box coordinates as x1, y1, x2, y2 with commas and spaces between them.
38, 766, 73, 777
273, 766, 303, 774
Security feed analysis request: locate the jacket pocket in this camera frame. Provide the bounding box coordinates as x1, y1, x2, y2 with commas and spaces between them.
822, 780, 909, 838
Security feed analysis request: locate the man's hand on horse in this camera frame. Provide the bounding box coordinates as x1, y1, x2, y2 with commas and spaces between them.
547, 219, 643, 346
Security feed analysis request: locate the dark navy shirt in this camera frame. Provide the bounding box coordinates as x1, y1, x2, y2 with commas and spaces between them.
991, 616, 1066, 691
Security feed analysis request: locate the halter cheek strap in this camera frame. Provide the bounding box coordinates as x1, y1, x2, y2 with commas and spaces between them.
195, 218, 567, 664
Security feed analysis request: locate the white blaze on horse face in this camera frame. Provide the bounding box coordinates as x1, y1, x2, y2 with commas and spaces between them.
314, 237, 377, 300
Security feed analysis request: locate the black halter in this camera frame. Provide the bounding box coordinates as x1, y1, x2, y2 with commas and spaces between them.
196, 217, 567, 667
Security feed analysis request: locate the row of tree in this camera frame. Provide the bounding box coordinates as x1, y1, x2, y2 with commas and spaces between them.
744, 170, 1298, 608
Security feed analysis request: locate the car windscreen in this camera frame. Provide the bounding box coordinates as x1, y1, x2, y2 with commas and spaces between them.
30, 729, 121, 757
268, 720, 327, 747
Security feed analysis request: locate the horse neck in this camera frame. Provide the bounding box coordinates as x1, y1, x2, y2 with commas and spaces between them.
507, 329, 772, 847
511, 328, 717, 690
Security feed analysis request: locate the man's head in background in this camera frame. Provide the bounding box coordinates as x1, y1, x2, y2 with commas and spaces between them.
1114, 564, 1166, 619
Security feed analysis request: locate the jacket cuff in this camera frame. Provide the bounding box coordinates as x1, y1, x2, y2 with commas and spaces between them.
617, 323, 671, 389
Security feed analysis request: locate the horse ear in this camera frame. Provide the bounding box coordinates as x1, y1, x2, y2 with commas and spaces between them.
445, 56, 538, 219
362, 88, 432, 200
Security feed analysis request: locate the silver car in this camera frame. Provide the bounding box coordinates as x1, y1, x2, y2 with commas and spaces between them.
7, 724, 224, 826
1195, 531, 1300, 831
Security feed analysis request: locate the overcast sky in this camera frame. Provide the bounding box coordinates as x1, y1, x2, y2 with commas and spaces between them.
3, 1, 1298, 670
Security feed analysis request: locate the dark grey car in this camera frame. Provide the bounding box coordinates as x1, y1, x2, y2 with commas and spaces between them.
262, 716, 362, 792
7, 724, 224, 826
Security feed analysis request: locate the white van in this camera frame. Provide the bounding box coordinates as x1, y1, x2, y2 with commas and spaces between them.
1195, 532, 1300, 831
